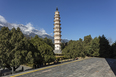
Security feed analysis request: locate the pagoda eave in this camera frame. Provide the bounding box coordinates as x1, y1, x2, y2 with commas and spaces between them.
54, 31, 61, 33
54, 14, 60, 16
53, 27, 61, 29
54, 43, 61, 44
54, 20, 61, 22
54, 23, 61, 25
54, 35, 62, 37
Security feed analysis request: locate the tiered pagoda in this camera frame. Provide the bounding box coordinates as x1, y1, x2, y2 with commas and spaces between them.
53, 7, 62, 54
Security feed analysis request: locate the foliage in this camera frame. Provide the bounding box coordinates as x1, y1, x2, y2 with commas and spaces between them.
88, 37, 100, 57
111, 42, 116, 58
43, 37, 54, 49
61, 42, 67, 50
62, 34, 116, 59
62, 38, 85, 59
83, 35, 92, 56
0, 27, 36, 71
30, 35, 55, 64
99, 35, 111, 58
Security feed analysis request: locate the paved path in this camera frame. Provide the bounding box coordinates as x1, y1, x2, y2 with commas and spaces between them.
6, 57, 116, 77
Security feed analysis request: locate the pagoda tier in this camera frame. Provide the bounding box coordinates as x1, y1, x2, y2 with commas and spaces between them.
54, 43, 61, 44
54, 38, 61, 40
53, 23, 61, 25
54, 16, 60, 18
54, 30, 62, 33
53, 27, 61, 29
54, 20, 61, 22
54, 14, 60, 16
54, 35, 62, 37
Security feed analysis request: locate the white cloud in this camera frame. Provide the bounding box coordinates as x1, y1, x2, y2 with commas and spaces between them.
25, 22, 47, 35
40, 28, 47, 35
0, 15, 48, 36
11, 23, 19, 29
25, 23, 34, 32
0, 24, 4, 26
0, 15, 7, 23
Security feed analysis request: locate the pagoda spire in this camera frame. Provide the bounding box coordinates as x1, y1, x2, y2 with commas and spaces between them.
56, 7, 58, 11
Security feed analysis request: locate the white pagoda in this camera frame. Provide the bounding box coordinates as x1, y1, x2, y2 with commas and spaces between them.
53, 7, 62, 54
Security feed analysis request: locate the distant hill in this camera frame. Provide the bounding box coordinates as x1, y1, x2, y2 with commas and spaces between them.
0, 21, 69, 43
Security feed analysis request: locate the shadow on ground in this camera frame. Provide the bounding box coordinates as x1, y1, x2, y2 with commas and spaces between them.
105, 58, 116, 76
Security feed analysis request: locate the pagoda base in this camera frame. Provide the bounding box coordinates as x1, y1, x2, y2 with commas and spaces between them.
53, 50, 62, 54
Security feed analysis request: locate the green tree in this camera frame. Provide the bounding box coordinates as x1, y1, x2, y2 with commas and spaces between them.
61, 42, 67, 50
30, 35, 55, 65
0, 27, 12, 69
62, 40, 75, 58
43, 37, 54, 49
0, 27, 38, 71
62, 39, 85, 59
88, 37, 100, 57
110, 42, 116, 58
77, 38, 85, 58
99, 35, 111, 58
83, 35, 92, 56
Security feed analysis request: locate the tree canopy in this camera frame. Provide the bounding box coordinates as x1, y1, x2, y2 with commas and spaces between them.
0, 27, 37, 71
30, 35, 55, 64
62, 35, 116, 59
62, 38, 85, 59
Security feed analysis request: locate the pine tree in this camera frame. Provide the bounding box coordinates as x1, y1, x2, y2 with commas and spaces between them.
0, 27, 38, 71
99, 35, 111, 58
110, 42, 116, 58
30, 35, 55, 65
43, 37, 54, 49
88, 37, 100, 57
62, 39, 85, 59
83, 35, 92, 56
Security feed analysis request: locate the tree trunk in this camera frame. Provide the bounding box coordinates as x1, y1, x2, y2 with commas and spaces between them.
13, 65, 20, 71
22, 66, 24, 71
0, 70, 2, 76
33, 64, 36, 69
12, 67, 14, 74
5, 64, 12, 70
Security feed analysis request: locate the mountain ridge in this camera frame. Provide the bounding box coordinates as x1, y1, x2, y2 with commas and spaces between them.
0, 21, 69, 43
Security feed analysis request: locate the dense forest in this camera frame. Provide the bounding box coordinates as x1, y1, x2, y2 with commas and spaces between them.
62, 35, 116, 59
0, 27, 116, 72
0, 27, 55, 71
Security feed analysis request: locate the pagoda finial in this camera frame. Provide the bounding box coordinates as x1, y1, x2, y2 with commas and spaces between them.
56, 7, 58, 11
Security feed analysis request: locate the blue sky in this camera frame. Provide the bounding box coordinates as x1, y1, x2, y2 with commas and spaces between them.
0, 0, 116, 43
